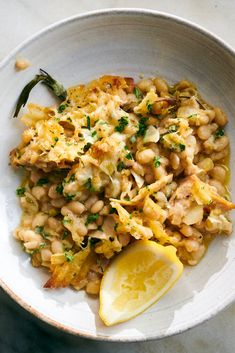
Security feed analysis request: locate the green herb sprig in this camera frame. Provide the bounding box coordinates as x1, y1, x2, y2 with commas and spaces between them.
14, 69, 67, 117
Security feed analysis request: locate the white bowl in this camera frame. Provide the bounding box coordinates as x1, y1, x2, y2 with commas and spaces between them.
1, 9, 235, 342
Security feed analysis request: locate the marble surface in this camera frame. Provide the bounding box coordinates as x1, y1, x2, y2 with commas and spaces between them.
0, 1, 235, 352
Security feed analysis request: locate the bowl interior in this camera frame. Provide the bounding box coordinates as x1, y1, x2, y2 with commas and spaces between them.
1, 10, 235, 341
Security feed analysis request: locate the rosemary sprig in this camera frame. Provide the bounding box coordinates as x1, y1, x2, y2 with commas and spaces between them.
14, 69, 67, 117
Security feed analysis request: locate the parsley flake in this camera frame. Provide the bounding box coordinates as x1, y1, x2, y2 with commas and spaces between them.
117, 161, 126, 172
56, 184, 63, 194
154, 156, 161, 168
16, 187, 26, 196
137, 117, 148, 137
214, 128, 225, 140
65, 252, 74, 262
36, 178, 49, 186
83, 142, 92, 152
133, 87, 143, 100
84, 178, 95, 192
58, 104, 67, 113
86, 213, 99, 225
86, 116, 91, 130
115, 117, 128, 133
125, 152, 133, 160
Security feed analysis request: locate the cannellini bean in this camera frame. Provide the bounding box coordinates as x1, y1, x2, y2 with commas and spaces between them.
48, 185, 61, 199
18, 229, 42, 243
87, 223, 98, 230
197, 158, 214, 172
206, 109, 216, 122
118, 233, 131, 247
182, 205, 203, 225
210, 147, 229, 161
153, 77, 168, 93
99, 205, 110, 216
96, 215, 104, 226
30, 170, 43, 184
154, 165, 167, 179
214, 136, 229, 152
90, 200, 104, 214
20, 193, 38, 214
170, 153, 180, 170
15, 58, 31, 70
209, 165, 227, 183
41, 249, 52, 262
197, 125, 213, 140
180, 225, 193, 237
86, 279, 101, 295
136, 149, 155, 164
32, 213, 48, 228
61, 206, 71, 216
76, 222, 88, 237
184, 239, 200, 253
137, 79, 154, 92
132, 162, 145, 176
21, 214, 33, 227
67, 201, 85, 215
51, 240, 64, 254
24, 241, 41, 250
47, 217, 63, 232
145, 172, 155, 184
51, 198, 67, 208
188, 244, 206, 265
214, 107, 228, 126
31, 186, 46, 200
209, 179, 226, 196
84, 195, 99, 209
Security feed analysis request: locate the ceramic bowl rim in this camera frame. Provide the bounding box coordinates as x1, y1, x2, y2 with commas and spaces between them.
1, 8, 235, 342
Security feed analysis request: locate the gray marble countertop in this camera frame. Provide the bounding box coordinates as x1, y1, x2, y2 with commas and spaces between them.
1, 1, 235, 352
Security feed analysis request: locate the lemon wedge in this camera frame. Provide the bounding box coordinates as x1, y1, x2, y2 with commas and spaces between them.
99, 240, 183, 326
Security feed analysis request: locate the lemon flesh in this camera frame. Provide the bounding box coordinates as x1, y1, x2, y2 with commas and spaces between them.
99, 240, 183, 326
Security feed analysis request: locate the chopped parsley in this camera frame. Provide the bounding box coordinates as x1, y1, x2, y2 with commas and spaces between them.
67, 117, 72, 122
214, 128, 225, 140
133, 87, 143, 100
62, 230, 69, 239
64, 252, 74, 262
68, 174, 75, 182
168, 125, 178, 133
137, 117, 148, 137
146, 101, 153, 114
89, 238, 100, 247
62, 217, 72, 225
179, 143, 186, 152
84, 178, 95, 192
16, 187, 26, 196
36, 178, 49, 186
154, 156, 161, 168
117, 161, 126, 172
56, 184, 63, 194
109, 207, 117, 214
114, 223, 118, 231
91, 130, 97, 137
86, 116, 91, 130
115, 117, 128, 133
86, 213, 99, 225
35, 226, 49, 238
65, 194, 75, 200
125, 152, 133, 160
58, 104, 67, 113
83, 142, 92, 152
